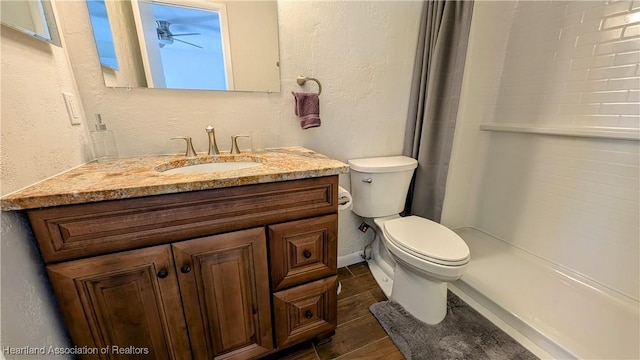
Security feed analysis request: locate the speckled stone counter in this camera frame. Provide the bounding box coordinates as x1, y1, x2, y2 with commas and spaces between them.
1, 147, 349, 210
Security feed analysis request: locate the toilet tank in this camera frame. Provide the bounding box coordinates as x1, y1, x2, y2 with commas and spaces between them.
348, 156, 418, 218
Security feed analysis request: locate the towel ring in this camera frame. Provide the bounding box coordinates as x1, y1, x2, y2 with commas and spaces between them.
296, 75, 322, 95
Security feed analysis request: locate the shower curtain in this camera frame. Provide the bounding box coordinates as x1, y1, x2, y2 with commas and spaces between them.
403, 0, 474, 222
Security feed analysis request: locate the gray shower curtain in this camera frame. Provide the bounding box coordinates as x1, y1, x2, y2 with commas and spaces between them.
403, 0, 474, 222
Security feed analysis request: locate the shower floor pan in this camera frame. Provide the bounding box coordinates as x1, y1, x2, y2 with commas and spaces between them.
449, 227, 639, 360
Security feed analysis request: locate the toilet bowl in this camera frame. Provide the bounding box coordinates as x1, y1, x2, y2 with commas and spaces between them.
348, 156, 470, 325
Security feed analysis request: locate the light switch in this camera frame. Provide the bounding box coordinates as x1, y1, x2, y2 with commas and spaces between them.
63, 92, 81, 125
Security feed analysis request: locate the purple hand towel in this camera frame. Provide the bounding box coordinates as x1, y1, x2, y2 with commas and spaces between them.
292, 92, 321, 129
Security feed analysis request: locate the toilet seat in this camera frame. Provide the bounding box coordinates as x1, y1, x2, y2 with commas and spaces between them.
382, 216, 470, 266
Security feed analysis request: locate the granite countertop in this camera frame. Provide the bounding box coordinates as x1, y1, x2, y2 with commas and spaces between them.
1, 147, 349, 211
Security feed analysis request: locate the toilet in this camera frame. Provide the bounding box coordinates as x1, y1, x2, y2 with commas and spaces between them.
348, 156, 470, 325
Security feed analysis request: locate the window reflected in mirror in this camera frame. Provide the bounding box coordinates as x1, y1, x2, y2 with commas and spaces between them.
87, 0, 119, 69
143, 2, 231, 90
86, 0, 280, 92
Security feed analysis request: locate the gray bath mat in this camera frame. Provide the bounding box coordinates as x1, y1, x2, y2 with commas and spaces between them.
369, 292, 538, 360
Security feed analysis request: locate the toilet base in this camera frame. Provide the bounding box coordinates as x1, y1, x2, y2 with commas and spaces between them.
367, 257, 393, 298
391, 264, 448, 325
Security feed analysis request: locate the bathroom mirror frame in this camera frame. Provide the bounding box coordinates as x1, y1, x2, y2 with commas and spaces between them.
87, 0, 281, 92
1, 0, 61, 47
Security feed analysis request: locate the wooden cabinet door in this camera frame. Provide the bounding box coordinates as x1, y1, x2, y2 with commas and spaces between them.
47, 245, 191, 360
172, 227, 274, 360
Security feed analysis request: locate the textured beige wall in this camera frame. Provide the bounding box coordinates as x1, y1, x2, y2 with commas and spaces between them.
1, 19, 89, 358
55, 0, 422, 260
1, 1, 422, 353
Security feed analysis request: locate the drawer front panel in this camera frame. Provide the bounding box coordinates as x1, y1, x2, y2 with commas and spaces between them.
272, 276, 338, 348
28, 176, 337, 263
269, 215, 337, 290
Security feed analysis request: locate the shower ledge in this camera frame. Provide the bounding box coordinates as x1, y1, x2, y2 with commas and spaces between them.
479, 123, 640, 141
449, 227, 639, 360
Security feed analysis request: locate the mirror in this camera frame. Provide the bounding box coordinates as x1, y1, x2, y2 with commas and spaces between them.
1, 0, 61, 46
86, 0, 280, 92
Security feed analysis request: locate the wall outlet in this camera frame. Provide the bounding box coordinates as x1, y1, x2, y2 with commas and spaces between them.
62, 92, 81, 125
358, 222, 370, 233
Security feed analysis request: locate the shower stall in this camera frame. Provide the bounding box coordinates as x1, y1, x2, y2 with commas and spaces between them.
442, 2, 640, 359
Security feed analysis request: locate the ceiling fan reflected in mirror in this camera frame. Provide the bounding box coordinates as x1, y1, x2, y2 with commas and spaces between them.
155, 20, 202, 49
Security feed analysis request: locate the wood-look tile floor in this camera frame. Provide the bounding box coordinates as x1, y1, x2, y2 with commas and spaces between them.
270, 262, 405, 360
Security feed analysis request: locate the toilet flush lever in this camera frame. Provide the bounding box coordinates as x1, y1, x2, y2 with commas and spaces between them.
362, 178, 373, 183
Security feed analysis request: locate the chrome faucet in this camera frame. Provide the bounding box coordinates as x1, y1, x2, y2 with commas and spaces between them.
206, 126, 220, 155
171, 136, 197, 157
230, 135, 250, 154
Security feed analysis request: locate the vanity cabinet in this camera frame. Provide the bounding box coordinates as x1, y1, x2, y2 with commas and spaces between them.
27, 176, 339, 359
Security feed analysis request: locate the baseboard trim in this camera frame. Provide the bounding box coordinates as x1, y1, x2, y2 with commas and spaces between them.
337, 251, 365, 268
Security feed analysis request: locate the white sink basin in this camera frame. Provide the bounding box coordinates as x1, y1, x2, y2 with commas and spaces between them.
157, 156, 264, 175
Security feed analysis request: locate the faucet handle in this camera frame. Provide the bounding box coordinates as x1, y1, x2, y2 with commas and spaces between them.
171, 137, 197, 157
230, 135, 250, 154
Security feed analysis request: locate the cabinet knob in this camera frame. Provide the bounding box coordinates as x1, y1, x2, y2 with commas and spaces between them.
303, 250, 312, 259
180, 264, 192, 273
157, 269, 169, 278
304, 310, 313, 319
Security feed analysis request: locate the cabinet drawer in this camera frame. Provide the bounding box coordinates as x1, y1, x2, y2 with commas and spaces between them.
28, 176, 337, 263
272, 276, 337, 348
269, 215, 337, 290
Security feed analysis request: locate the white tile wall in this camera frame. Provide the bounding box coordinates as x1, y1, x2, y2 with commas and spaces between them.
444, 0, 640, 301
493, 0, 640, 128
474, 134, 639, 300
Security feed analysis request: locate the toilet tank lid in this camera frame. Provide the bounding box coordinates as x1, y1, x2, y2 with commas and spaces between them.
348, 156, 418, 173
